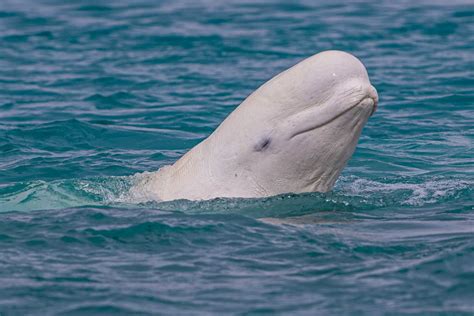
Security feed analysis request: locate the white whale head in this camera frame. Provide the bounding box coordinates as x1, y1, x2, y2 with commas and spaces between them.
202, 50, 378, 198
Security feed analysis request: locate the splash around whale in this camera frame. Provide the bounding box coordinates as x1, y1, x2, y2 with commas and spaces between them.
132, 50, 378, 201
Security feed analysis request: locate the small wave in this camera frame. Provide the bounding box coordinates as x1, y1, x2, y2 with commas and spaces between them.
0, 176, 134, 212
1, 173, 471, 216
337, 175, 473, 207
83, 91, 137, 109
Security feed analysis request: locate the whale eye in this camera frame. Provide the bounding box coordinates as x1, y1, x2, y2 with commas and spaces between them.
254, 137, 271, 152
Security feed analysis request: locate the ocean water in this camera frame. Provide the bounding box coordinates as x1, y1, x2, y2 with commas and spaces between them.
0, 0, 473, 314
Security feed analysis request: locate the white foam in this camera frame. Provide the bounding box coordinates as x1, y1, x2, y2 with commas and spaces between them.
338, 176, 472, 206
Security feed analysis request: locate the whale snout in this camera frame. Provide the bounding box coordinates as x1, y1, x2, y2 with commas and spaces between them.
354, 84, 377, 116
368, 85, 378, 116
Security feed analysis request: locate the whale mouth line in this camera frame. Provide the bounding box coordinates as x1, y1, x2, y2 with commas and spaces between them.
289, 96, 375, 140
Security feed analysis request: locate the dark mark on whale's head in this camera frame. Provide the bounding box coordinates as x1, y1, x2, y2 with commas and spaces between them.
254, 137, 271, 152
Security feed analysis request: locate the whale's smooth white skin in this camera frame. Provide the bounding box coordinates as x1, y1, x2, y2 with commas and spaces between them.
138, 50, 378, 201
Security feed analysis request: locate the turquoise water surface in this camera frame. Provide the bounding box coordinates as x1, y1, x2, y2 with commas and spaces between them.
1, 0, 473, 314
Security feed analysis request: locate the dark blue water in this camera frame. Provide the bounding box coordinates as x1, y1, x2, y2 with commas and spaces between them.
1, 0, 473, 314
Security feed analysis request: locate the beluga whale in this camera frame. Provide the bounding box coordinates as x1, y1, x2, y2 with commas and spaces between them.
135, 50, 378, 201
